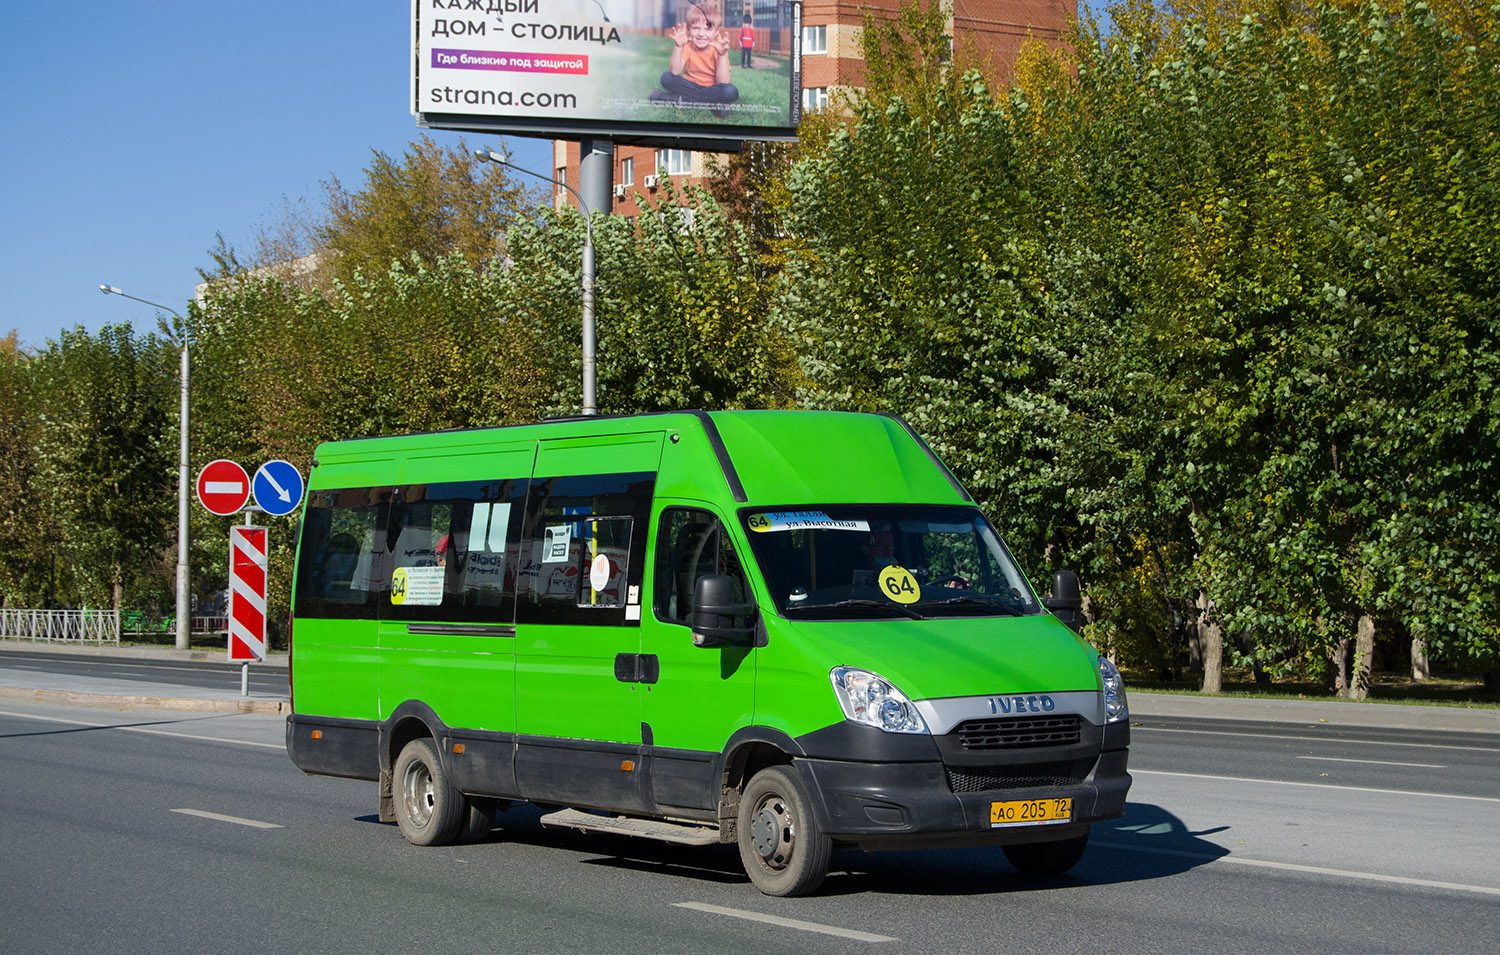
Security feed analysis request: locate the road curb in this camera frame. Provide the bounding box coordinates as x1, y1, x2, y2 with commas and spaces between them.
1129, 690, 1500, 735
0, 684, 288, 715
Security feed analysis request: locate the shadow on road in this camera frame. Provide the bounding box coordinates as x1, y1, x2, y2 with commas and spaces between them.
354, 800, 1231, 897
0, 711, 255, 740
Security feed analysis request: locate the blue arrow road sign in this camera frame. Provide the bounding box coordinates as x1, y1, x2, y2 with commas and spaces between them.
253, 459, 304, 516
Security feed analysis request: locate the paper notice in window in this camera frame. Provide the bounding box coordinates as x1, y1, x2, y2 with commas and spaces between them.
543, 524, 571, 563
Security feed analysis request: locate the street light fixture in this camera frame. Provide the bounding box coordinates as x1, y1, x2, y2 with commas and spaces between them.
100, 284, 191, 651
474, 146, 597, 415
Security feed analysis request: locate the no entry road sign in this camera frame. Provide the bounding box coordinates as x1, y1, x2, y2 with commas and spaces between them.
196, 459, 250, 516
228, 525, 267, 662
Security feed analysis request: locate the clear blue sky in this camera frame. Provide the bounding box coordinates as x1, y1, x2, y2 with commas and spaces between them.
0, 1, 553, 352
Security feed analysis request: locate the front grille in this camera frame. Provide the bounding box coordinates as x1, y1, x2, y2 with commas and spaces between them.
955, 715, 1082, 751
946, 757, 1096, 793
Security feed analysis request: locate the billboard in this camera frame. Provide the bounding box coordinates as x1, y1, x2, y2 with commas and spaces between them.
413, 0, 802, 145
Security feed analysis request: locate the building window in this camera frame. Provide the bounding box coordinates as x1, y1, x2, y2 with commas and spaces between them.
620, 156, 634, 186
556, 166, 567, 199
656, 148, 692, 176
802, 87, 829, 112
802, 24, 827, 55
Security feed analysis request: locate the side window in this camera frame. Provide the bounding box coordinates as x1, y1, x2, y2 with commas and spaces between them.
295, 487, 389, 618
386, 479, 525, 623
655, 508, 748, 625
519, 472, 654, 626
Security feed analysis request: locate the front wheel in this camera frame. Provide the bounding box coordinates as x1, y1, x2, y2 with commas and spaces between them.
393, 738, 465, 846
1002, 830, 1090, 875
736, 765, 832, 897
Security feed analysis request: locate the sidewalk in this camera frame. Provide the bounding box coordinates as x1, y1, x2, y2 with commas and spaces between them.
0, 640, 289, 715
2, 639, 1498, 734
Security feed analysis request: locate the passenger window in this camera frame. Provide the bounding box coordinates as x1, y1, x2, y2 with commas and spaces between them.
655, 509, 748, 625
519, 472, 654, 626
295, 488, 389, 618
386, 479, 525, 623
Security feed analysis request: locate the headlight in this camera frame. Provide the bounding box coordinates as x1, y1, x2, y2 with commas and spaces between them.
830, 667, 929, 734
1099, 655, 1128, 722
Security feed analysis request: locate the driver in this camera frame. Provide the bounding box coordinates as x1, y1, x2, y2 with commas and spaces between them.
860, 528, 896, 569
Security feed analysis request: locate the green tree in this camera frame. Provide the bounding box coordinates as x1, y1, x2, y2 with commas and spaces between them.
25, 324, 175, 614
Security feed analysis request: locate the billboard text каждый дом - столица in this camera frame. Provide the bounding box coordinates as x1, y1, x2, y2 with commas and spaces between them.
413, 0, 802, 144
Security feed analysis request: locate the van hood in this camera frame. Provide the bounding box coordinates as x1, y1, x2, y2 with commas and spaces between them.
776, 612, 1102, 701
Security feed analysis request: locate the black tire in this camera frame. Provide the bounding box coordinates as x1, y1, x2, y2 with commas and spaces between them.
462, 797, 499, 843
393, 738, 465, 847
1002, 830, 1089, 875
736, 765, 832, 897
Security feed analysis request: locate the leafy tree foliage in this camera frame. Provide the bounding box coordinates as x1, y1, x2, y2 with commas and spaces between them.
774, 0, 1500, 689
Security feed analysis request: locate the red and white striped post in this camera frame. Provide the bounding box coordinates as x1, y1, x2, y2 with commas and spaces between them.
229, 524, 268, 694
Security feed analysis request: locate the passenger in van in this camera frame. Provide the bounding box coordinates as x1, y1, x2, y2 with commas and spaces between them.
435, 534, 450, 568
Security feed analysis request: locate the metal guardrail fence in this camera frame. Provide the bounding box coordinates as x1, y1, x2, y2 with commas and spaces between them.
0, 609, 120, 645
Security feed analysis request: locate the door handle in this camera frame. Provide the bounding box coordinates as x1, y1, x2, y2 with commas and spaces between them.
613, 653, 660, 684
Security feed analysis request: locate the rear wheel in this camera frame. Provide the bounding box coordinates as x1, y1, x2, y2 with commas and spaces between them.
736, 766, 832, 897
1002, 830, 1090, 875
393, 738, 465, 846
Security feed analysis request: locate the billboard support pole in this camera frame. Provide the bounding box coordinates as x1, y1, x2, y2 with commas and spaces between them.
578, 138, 613, 415
477, 145, 611, 415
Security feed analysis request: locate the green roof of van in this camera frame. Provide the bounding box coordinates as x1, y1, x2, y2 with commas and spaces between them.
309, 410, 970, 508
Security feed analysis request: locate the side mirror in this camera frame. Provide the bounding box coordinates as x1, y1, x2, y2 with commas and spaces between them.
1041, 569, 1084, 635
691, 574, 757, 648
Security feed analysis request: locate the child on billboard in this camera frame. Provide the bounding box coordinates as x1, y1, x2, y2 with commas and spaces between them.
650, 0, 740, 117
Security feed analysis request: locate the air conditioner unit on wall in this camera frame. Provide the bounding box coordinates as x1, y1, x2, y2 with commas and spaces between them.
643, 175, 659, 189
613, 184, 627, 199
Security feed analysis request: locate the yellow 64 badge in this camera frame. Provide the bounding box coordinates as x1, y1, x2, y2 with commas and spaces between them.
391, 567, 409, 606
878, 565, 921, 604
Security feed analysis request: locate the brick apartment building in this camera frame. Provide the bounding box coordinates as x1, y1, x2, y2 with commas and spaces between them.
548, 0, 1076, 220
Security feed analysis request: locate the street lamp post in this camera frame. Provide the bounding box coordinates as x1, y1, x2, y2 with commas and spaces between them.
100, 285, 191, 651
474, 147, 598, 415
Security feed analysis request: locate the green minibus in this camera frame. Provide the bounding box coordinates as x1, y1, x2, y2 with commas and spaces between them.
286, 410, 1130, 896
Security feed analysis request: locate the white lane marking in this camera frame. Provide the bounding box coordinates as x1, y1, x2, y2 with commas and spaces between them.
172, 808, 282, 829
1296, 755, 1445, 768
1133, 725, 1500, 753
0, 709, 283, 750
673, 902, 897, 942
1131, 768, 1500, 804
1092, 841, 1500, 897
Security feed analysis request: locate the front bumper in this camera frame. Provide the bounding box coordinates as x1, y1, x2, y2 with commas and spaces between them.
791, 721, 1131, 851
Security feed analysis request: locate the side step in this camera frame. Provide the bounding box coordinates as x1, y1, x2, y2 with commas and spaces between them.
539, 808, 720, 846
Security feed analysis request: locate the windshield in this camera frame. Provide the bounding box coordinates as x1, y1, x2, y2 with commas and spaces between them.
740, 505, 1040, 620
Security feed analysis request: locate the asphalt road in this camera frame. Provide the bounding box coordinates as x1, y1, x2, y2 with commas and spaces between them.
0, 649, 288, 696
1, 700, 1495, 954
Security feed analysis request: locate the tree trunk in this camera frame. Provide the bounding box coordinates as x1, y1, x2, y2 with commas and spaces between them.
1344, 613, 1375, 701
1332, 636, 1352, 696
1411, 637, 1430, 682
1198, 591, 1223, 694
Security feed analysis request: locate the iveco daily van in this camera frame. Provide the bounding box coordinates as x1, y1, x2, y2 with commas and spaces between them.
286, 410, 1130, 896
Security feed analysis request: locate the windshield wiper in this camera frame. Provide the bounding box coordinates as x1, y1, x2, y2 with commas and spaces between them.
928, 593, 1028, 616
785, 598, 928, 620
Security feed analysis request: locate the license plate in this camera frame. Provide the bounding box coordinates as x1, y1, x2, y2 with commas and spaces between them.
990, 797, 1071, 828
